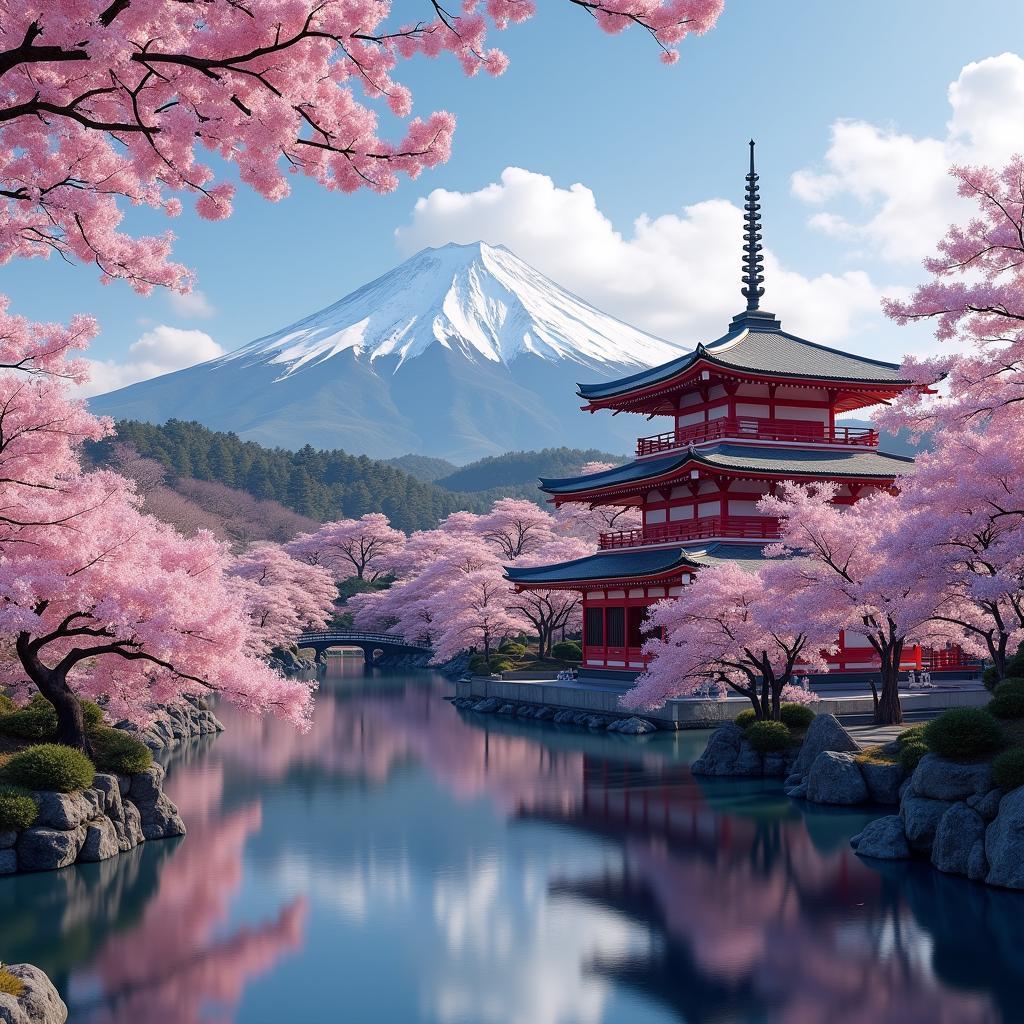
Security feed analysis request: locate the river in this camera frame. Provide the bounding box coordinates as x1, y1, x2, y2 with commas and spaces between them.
1, 664, 1022, 1023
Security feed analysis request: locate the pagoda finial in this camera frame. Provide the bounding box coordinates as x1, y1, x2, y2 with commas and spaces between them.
741, 139, 765, 312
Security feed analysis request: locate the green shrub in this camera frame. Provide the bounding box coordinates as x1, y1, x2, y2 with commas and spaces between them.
0, 785, 38, 830
89, 727, 152, 775
898, 723, 927, 747
780, 703, 815, 730
498, 641, 527, 658
0, 694, 15, 716
551, 641, 583, 662
745, 720, 792, 753
899, 740, 929, 774
992, 747, 1024, 792
923, 708, 1003, 761
0, 969, 24, 998
983, 665, 999, 691
0, 744, 95, 793
994, 677, 1024, 699
988, 690, 1024, 720
468, 654, 490, 674
734, 709, 757, 730
488, 658, 514, 673
0, 702, 56, 741
81, 701, 105, 729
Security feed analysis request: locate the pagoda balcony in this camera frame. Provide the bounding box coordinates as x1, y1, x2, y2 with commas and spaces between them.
635, 417, 878, 456
598, 515, 781, 550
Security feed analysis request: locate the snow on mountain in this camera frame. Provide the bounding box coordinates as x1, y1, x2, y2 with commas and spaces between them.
220, 242, 681, 375
90, 242, 687, 462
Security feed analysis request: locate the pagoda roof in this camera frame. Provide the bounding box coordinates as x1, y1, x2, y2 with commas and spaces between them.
577, 311, 910, 403
540, 443, 915, 497
505, 542, 771, 588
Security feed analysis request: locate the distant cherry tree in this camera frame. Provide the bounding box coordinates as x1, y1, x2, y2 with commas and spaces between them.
0, 0, 723, 291
478, 498, 558, 559
287, 513, 405, 583
623, 561, 832, 720
883, 157, 1024, 433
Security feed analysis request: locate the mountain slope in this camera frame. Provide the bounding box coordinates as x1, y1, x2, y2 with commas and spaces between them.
90, 243, 685, 462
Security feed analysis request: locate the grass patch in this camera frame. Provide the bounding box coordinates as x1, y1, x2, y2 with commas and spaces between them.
856, 744, 899, 766
0, 969, 24, 998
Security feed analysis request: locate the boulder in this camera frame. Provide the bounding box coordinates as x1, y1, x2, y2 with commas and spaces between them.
515, 705, 534, 718
31, 791, 91, 831
967, 788, 1003, 822
615, 717, 656, 735
763, 751, 795, 777
911, 755, 993, 802
90, 774, 124, 824
0, 831, 15, 850
900, 794, 951, 851
534, 707, 555, 721
0, 850, 16, 875
497, 704, 515, 716
115, 801, 144, 852
553, 710, 576, 724
471, 697, 502, 714
0, 964, 68, 1024
126, 765, 185, 841
16, 827, 84, 872
785, 780, 808, 800
851, 816, 911, 860
931, 802, 985, 876
791, 714, 860, 777
79, 817, 120, 863
585, 715, 609, 730
806, 751, 868, 805
732, 745, 766, 777
691, 724, 744, 776
984, 786, 1024, 890
967, 839, 988, 882
860, 760, 904, 805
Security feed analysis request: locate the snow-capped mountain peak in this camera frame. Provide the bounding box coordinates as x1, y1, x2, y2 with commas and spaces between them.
219, 242, 683, 378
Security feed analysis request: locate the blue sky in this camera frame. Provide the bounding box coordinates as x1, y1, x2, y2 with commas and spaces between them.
4, 0, 1024, 390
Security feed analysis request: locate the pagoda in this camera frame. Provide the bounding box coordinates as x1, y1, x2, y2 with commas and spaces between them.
507, 143, 942, 681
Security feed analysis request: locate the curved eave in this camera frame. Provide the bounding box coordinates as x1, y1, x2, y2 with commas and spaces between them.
505, 549, 701, 592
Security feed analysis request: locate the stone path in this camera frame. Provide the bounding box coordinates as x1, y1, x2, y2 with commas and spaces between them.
847, 723, 913, 747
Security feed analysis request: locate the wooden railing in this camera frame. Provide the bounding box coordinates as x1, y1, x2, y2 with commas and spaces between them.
598, 515, 781, 549
636, 417, 878, 456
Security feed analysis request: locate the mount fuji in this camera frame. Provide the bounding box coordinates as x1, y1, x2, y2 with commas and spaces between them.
90, 242, 686, 462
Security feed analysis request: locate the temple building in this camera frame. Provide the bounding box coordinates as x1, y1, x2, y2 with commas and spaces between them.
506, 143, 957, 681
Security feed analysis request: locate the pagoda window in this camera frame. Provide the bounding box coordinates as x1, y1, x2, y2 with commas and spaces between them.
677, 410, 704, 427
728, 499, 762, 515
776, 404, 829, 423
679, 392, 702, 408
584, 607, 604, 647
669, 505, 695, 521
698, 500, 720, 517
708, 385, 727, 399
606, 607, 626, 648
736, 383, 770, 398
707, 404, 729, 421
736, 402, 769, 417
645, 508, 667, 525
627, 607, 646, 649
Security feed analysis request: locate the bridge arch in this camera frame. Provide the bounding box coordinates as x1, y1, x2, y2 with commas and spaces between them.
296, 630, 433, 667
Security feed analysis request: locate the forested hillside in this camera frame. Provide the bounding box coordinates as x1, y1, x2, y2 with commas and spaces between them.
436, 447, 624, 493
92, 421, 493, 532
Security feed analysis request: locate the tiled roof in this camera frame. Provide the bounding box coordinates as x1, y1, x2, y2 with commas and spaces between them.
504, 542, 773, 586
541, 443, 914, 495
578, 313, 909, 401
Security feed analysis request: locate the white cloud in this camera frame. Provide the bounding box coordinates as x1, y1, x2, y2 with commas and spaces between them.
81, 325, 224, 397
396, 167, 883, 348
792, 52, 1024, 265
167, 288, 216, 318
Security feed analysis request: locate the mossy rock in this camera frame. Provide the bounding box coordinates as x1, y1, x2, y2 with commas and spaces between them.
0, 743, 95, 793
0, 968, 24, 998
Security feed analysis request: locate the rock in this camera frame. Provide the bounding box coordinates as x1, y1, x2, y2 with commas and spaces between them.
784, 773, 803, 788
616, 717, 656, 735
691, 724, 744, 776
495, 703, 514, 715
515, 705, 534, 718
126, 765, 185, 841
806, 751, 868, 805
932, 802, 985, 876
16, 826, 84, 872
967, 788, 1003, 822
733, 745, 766, 777
984, 786, 1024, 890
0, 964, 68, 1024
585, 715, 609, 730
900, 794, 952, 851
763, 751, 793, 777
471, 697, 501, 714
78, 816, 120, 863
0, 831, 15, 850
31, 791, 91, 831
115, 801, 144, 851
534, 707, 555, 721
911, 755, 993, 802
860, 760, 904, 805
967, 839, 988, 882
553, 710, 576, 725
852, 815, 911, 860
90, 774, 123, 823
791, 714, 860, 777
0, 849, 16, 875
785, 781, 808, 799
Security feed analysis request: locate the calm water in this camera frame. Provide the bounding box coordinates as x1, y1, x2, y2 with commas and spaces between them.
2, 665, 1023, 1024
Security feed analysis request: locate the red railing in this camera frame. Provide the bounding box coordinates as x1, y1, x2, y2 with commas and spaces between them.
599, 515, 781, 549
636, 417, 878, 456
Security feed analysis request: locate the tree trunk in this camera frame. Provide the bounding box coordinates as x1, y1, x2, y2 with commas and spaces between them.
874, 659, 903, 726
36, 669, 90, 753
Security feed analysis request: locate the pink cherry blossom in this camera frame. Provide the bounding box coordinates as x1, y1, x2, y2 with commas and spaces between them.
286, 513, 405, 583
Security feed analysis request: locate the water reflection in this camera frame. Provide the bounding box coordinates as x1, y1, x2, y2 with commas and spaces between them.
0, 663, 1019, 1023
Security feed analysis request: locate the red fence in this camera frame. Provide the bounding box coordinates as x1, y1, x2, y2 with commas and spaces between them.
599, 515, 781, 550
636, 417, 878, 456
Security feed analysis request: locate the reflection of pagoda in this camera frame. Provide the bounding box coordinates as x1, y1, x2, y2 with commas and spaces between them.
507, 143, 963, 682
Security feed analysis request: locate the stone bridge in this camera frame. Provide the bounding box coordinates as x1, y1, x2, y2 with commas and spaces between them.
296, 629, 433, 666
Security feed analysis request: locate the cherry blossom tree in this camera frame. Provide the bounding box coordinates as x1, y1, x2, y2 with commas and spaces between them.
430, 563, 519, 664
0, 1, 723, 291
882, 157, 1024, 433
556, 463, 642, 541
478, 498, 558, 559
1, 477, 315, 750
228, 542, 337, 656
882, 425, 1024, 681
507, 538, 594, 657
286, 513, 404, 583
759, 483, 944, 725
622, 561, 834, 720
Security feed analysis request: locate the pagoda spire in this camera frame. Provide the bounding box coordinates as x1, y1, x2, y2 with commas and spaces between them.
741, 139, 765, 312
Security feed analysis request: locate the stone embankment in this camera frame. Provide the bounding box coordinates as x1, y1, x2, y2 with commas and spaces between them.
450, 695, 657, 734
115, 696, 224, 752
851, 754, 1024, 889
0, 964, 67, 1024
0, 762, 185, 876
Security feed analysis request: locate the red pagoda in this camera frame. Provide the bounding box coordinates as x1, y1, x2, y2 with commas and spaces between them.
506, 143, 947, 681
